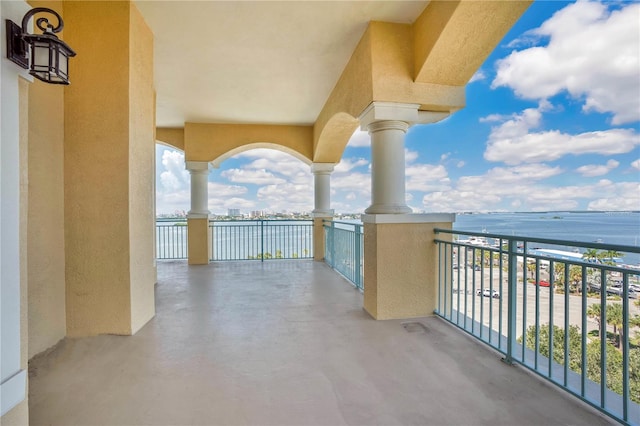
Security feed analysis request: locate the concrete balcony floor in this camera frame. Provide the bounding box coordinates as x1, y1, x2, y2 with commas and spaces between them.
29, 260, 612, 425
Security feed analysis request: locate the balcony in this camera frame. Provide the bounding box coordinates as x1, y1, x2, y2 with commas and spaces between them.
28, 257, 613, 425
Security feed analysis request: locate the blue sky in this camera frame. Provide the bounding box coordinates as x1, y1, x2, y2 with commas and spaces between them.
156, 0, 640, 216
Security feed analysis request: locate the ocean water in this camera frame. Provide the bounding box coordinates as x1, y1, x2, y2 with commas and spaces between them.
453, 212, 640, 265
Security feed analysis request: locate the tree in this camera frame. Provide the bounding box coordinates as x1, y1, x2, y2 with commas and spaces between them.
586, 303, 603, 340
520, 323, 640, 404
526, 262, 536, 279
601, 250, 622, 265
582, 249, 600, 263
586, 340, 623, 396
519, 324, 582, 372
568, 265, 583, 293
607, 303, 623, 349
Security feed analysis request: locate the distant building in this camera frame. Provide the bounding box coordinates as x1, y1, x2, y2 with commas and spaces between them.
227, 209, 241, 217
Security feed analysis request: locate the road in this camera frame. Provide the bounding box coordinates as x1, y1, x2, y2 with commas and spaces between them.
445, 265, 640, 341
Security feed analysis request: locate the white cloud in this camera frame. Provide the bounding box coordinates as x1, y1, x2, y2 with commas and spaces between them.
256, 183, 313, 212
575, 159, 619, 177
587, 181, 640, 210
631, 159, 640, 171
423, 191, 502, 213
469, 70, 486, 83
331, 172, 370, 193
159, 149, 189, 191
405, 164, 451, 192
221, 168, 286, 185
420, 163, 608, 212
457, 164, 563, 194
334, 157, 368, 173
483, 105, 640, 165
156, 148, 190, 215
456, 161, 465, 168
406, 149, 419, 164
492, 1, 640, 124
346, 129, 370, 147
207, 181, 248, 198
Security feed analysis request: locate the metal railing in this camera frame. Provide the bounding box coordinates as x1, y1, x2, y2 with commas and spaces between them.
156, 219, 188, 259
434, 229, 640, 425
210, 220, 313, 261
324, 220, 363, 290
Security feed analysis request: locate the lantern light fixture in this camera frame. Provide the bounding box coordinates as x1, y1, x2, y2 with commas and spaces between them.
5, 7, 76, 85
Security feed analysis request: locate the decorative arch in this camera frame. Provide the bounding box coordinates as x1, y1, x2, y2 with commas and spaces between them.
155, 140, 184, 153
155, 127, 184, 151
211, 142, 312, 168
313, 112, 360, 164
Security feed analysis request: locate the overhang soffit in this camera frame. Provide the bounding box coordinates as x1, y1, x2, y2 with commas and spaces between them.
412, 0, 533, 85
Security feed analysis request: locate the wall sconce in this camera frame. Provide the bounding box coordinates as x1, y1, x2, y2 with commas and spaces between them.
5, 7, 76, 85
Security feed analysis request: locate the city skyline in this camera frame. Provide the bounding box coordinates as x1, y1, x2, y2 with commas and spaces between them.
156, 0, 640, 216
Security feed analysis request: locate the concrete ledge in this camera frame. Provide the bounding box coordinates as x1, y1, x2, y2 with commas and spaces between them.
362, 213, 456, 224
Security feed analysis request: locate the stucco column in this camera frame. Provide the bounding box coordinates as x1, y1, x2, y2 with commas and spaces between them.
186, 161, 211, 264
311, 163, 334, 261
63, 1, 156, 337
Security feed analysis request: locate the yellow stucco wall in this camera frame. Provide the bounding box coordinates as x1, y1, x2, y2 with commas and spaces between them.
312, 218, 327, 261
369, 21, 465, 113
156, 127, 184, 151
313, 27, 373, 163
128, 2, 156, 334
363, 220, 453, 320
184, 123, 313, 164
413, 0, 533, 85
63, 1, 155, 336
25, 0, 66, 359
187, 218, 211, 265
27, 77, 67, 356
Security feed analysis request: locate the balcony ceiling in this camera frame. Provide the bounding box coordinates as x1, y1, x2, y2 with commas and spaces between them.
134, 1, 429, 128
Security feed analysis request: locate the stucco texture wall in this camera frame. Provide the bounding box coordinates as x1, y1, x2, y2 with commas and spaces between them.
26, 1, 66, 359
364, 221, 453, 320
128, 2, 156, 334
63, 1, 155, 336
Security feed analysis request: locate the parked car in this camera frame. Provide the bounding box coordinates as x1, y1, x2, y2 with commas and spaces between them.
532, 280, 550, 287
476, 288, 500, 298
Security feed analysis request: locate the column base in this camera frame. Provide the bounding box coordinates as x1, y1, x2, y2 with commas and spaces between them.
313, 216, 331, 261
364, 204, 412, 214
362, 214, 455, 320
187, 217, 211, 265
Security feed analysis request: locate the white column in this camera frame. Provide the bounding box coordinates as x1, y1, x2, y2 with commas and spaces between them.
186, 161, 211, 218
365, 120, 411, 214
359, 102, 450, 215
311, 163, 334, 217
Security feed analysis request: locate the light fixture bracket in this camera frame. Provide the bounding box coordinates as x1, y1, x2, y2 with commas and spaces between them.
5, 19, 29, 68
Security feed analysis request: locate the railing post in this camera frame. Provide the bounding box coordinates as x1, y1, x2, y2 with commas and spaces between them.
328, 221, 335, 268
503, 238, 518, 365
354, 224, 362, 290
260, 220, 264, 262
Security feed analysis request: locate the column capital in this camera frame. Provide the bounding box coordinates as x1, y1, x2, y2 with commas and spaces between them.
359, 101, 450, 130
310, 163, 335, 174
185, 161, 212, 172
